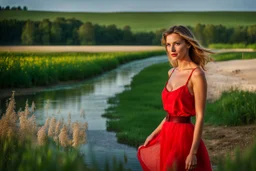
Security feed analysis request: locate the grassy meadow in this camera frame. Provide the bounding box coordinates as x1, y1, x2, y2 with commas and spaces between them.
0, 51, 165, 88
0, 11, 256, 32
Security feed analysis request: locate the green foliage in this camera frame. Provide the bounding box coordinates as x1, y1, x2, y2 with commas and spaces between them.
78, 22, 95, 45
0, 15, 256, 45
0, 137, 92, 171
217, 139, 256, 171
205, 89, 256, 126
21, 20, 36, 45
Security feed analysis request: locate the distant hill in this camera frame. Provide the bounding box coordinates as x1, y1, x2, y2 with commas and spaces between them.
0, 10, 255, 32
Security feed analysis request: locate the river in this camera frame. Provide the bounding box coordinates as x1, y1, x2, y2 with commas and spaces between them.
0, 55, 168, 171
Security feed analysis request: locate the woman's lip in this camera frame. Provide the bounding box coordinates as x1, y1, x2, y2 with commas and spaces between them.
171, 54, 177, 57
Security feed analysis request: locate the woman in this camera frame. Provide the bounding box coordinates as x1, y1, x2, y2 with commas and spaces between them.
137, 25, 213, 171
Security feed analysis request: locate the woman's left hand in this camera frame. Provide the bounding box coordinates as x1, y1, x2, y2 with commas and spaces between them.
185, 153, 197, 170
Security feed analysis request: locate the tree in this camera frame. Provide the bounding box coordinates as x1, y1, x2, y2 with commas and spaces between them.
152, 28, 165, 45
247, 25, 256, 44
121, 25, 134, 45
203, 24, 215, 45
105, 24, 122, 45
77, 22, 95, 45
194, 24, 206, 46
230, 26, 247, 44
21, 20, 36, 45
38, 19, 51, 45
50, 22, 63, 44
5, 6, 10, 10
23, 6, 28, 11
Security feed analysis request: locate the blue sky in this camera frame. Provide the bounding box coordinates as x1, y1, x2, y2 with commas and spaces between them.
0, 0, 255, 12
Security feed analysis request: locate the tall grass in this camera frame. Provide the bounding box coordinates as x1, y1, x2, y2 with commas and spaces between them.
0, 51, 164, 88
0, 92, 131, 171
217, 138, 256, 171
205, 89, 256, 126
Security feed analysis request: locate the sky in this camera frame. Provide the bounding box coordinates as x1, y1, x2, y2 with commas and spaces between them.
0, 0, 256, 12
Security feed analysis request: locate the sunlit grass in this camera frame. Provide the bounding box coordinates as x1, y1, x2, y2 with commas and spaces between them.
212, 52, 256, 61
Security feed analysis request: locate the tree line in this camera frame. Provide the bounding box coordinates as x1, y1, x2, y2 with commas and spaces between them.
0, 6, 28, 11
0, 18, 255, 46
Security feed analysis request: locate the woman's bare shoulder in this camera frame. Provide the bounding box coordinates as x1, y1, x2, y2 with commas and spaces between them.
191, 67, 206, 82
168, 68, 175, 77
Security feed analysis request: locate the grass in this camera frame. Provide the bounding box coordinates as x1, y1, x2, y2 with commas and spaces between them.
205, 89, 256, 126
216, 138, 256, 171
212, 52, 256, 61
0, 51, 165, 88
103, 52, 256, 147
103, 63, 168, 147
209, 43, 256, 50
0, 11, 256, 32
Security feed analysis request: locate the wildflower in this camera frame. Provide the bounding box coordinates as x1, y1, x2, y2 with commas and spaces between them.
48, 117, 56, 137
31, 101, 36, 113
37, 126, 47, 145
59, 124, 70, 148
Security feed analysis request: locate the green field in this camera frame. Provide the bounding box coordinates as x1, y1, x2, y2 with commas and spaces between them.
0, 11, 256, 32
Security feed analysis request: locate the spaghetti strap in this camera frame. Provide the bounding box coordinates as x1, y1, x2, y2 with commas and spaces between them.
165, 68, 176, 86
185, 67, 199, 85
168, 68, 176, 79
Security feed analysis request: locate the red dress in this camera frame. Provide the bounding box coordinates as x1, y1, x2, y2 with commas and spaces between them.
137, 67, 212, 171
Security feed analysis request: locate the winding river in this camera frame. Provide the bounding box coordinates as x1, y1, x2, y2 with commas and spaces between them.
0, 55, 168, 170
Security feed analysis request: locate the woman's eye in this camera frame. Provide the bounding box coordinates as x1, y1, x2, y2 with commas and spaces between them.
176, 43, 181, 45
166, 44, 170, 47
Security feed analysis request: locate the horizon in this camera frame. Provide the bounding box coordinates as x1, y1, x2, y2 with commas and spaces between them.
0, 0, 255, 12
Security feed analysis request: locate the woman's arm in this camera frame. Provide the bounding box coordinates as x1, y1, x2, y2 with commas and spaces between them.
185, 68, 207, 170
190, 68, 207, 155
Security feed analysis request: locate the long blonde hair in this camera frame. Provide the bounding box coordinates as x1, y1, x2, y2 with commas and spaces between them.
161, 25, 214, 70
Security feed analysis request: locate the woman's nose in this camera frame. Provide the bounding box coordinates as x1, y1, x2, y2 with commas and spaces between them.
171, 45, 176, 52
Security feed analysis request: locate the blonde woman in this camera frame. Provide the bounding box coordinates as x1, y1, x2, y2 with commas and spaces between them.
137, 25, 213, 171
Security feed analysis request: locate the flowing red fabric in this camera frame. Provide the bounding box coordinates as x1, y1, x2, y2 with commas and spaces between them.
137, 67, 212, 171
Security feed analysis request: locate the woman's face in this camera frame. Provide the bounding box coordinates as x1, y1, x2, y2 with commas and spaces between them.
165, 33, 190, 61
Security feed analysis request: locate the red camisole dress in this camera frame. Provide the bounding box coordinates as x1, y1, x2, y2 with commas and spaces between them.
137, 67, 212, 171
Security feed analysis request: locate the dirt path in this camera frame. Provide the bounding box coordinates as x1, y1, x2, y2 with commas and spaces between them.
206, 58, 256, 101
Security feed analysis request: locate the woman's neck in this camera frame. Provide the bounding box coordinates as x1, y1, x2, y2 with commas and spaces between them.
177, 57, 194, 71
